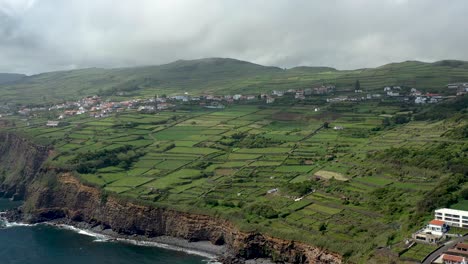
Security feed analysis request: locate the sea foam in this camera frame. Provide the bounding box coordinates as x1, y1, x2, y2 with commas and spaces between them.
0, 213, 221, 263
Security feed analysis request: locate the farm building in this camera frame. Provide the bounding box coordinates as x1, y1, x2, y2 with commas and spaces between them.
435, 208, 468, 228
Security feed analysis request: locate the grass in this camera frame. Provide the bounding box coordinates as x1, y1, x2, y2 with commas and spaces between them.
6, 100, 467, 263
275, 165, 315, 173
306, 203, 342, 215
167, 147, 219, 155
400, 243, 437, 262
154, 160, 191, 170
451, 199, 468, 211
143, 169, 203, 190
355, 176, 393, 186
313, 170, 348, 181
235, 147, 291, 154
107, 177, 153, 187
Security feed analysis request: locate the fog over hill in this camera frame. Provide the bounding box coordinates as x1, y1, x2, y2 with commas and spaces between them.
1, 0, 468, 74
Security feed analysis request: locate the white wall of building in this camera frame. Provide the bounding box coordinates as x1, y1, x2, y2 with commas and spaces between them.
435, 208, 468, 228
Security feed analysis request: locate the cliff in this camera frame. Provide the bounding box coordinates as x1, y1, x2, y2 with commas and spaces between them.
0, 132, 342, 264
0, 132, 49, 200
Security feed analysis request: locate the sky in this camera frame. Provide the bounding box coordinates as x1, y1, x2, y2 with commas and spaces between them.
0, 0, 467, 74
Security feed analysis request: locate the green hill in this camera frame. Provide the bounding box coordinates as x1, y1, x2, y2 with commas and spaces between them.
1, 58, 468, 104
0, 73, 26, 85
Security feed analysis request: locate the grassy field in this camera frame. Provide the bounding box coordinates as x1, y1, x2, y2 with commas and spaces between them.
3, 99, 467, 263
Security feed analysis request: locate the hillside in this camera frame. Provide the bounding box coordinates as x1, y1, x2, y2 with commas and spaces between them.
1, 96, 467, 263
1, 58, 468, 104
0, 73, 26, 85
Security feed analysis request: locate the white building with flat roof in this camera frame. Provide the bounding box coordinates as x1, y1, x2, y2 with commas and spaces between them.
435, 208, 468, 228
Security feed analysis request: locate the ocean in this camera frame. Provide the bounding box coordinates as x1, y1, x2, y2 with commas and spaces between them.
0, 199, 212, 264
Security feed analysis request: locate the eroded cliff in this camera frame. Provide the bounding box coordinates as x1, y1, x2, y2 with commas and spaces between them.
0, 132, 49, 200
0, 132, 342, 264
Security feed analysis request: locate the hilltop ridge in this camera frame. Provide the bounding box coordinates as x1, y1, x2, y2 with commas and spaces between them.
1, 58, 468, 104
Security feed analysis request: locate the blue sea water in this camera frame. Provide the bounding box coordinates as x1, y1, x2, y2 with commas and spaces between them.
0, 199, 211, 264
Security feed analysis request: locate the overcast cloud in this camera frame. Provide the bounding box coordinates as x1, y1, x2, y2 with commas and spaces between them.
0, 0, 467, 74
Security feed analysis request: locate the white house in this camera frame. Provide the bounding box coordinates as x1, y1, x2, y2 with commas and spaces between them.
412, 219, 449, 243
233, 94, 242, 100
46, 121, 60, 127
410, 88, 422, 96
272, 90, 284, 96
426, 219, 449, 236
387, 91, 400, 96
415, 96, 427, 104
435, 208, 468, 228
266, 97, 275, 104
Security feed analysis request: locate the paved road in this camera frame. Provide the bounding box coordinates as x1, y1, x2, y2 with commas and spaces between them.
422, 235, 468, 264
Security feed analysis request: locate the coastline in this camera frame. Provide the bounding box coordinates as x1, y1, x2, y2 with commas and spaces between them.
0, 211, 224, 263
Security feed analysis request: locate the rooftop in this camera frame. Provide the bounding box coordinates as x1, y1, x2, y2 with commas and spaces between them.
436, 208, 468, 216
456, 243, 468, 250
429, 219, 445, 226
443, 254, 465, 262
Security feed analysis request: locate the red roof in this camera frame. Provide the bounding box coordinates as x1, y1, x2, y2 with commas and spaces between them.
429, 219, 445, 226
443, 254, 465, 262
456, 243, 468, 250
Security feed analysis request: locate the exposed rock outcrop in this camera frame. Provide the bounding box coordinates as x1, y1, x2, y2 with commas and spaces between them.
0, 132, 342, 263
16, 173, 341, 263
0, 132, 49, 200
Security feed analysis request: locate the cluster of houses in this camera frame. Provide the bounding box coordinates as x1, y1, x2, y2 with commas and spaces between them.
412, 208, 468, 244
3, 81, 465, 128
271, 85, 335, 100
410, 208, 468, 264
448, 83, 468, 96
434, 242, 468, 264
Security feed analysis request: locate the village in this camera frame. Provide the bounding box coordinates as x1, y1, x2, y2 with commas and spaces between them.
0, 82, 466, 127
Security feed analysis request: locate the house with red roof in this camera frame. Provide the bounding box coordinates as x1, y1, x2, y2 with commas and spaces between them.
412, 219, 449, 244
441, 254, 467, 264
428, 220, 450, 236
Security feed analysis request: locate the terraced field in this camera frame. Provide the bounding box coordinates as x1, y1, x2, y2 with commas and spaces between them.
4, 101, 467, 262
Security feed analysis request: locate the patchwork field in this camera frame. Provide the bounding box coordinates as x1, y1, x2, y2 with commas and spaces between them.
6, 100, 467, 263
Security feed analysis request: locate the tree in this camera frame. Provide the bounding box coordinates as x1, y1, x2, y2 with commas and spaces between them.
319, 222, 327, 234
323, 121, 330, 129
354, 80, 361, 90
382, 118, 391, 127
461, 187, 468, 200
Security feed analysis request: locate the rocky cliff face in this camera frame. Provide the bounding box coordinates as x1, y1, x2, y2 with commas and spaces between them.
0, 132, 49, 200
19, 173, 342, 263
0, 132, 342, 264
